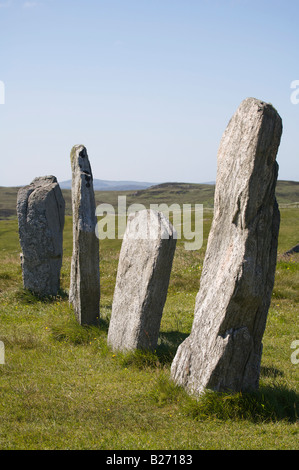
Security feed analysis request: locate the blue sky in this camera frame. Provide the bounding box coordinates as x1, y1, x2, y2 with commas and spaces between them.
0, 0, 298, 186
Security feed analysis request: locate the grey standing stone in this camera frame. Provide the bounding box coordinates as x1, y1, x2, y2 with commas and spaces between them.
171, 97, 283, 394
17, 175, 65, 296
69, 145, 100, 325
107, 209, 176, 352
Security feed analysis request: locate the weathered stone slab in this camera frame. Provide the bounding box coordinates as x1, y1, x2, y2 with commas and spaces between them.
171, 98, 283, 394
107, 209, 176, 352
69, 145, 100, 325
17, 175, 65, 296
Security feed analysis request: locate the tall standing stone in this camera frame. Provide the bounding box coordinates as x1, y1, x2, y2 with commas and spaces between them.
171, 98, 282, 394
107, 209, 176, 352
17, 175, 65, 296
69, 145, 100, 325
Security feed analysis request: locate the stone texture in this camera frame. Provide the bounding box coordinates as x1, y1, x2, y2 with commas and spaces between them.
107, 209, 176, 352
171, 97, 283, 394
17, 175, 65, 296
69, 145, 100, 325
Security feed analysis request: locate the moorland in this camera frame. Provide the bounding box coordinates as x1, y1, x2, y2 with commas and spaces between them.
0, 181, 298, 449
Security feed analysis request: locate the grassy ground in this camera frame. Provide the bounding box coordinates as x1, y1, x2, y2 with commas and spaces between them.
0, 203, 298, 450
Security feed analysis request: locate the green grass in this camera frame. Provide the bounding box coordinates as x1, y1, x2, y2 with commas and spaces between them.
0, 200, 298, 449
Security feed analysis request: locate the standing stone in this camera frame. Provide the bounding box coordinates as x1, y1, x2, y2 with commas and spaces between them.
171, 98, 283, 394
69, 145, 100, 325
17, 176, 65, 296
107, 209, 176, 352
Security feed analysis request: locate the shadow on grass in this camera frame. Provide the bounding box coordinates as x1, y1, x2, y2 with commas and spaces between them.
15, 287, 69, 304
149, 374, 299, 424
117, 331, 188, 369
156, 331, 189, 364
261, 366, 284, 378
182, 385, 299, 423
147, 345, 299, 424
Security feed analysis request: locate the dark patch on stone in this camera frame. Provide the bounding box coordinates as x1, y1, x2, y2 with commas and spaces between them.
79, 148, 88, 159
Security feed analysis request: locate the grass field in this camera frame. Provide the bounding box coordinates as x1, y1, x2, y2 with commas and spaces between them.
0, 186, 298, 450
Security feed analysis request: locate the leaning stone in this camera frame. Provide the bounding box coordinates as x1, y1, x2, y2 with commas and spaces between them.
69, 145, 100, 325
171, 97, 283, 394
17, 175, 65, 296
107, 209, 176, 352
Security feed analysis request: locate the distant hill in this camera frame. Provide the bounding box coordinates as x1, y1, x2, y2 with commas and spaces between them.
59, 179, 157, 191
273, 180, 299, 205
0, 180, 298, 219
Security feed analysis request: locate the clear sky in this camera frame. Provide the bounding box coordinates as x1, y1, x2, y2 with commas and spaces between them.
0, 0, 298, 187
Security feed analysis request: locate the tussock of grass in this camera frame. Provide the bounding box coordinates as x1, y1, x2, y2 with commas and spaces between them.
149, 374, 186, 406
50, 315, 102, 345
0, 273, 12, 280
118, 349, 161, 370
